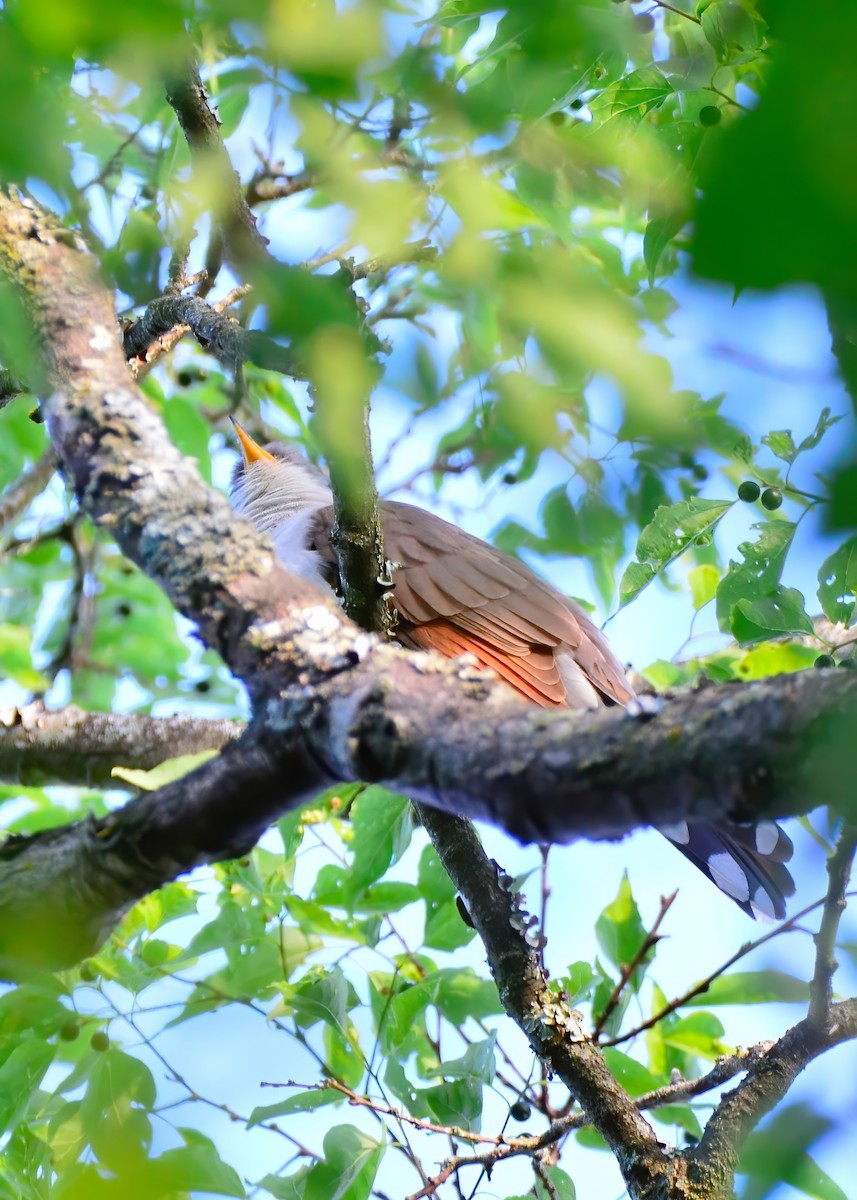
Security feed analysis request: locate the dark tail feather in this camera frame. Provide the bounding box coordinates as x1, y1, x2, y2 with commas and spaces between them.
659, 820, 795, 920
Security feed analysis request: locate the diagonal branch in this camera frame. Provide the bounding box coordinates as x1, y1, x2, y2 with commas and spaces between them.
687, 999, 857, 1199
0, 723, 325, 978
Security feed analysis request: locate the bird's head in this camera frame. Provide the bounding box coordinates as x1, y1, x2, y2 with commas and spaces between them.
229, 419, 331, 533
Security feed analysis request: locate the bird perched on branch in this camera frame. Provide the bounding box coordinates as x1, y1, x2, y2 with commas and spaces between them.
229, 420, 794, 920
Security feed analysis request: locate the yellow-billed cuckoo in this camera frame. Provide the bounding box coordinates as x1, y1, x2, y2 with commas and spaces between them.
230, 421, 794, 920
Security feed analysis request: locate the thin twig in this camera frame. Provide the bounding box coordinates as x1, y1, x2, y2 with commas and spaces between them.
603, 891, 846, 1048
593, 892, 676, 1038
653, 0, 701, 22
0, 448, 55, 541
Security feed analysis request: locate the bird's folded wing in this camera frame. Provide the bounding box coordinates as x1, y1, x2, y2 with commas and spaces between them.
308, 500, 632, 707
377, 503, 635, 706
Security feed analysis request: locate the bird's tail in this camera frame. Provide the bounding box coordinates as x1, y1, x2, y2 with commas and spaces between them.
659, 820, 795, 920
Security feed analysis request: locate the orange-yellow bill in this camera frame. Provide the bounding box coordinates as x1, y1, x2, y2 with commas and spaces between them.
230, 417, 277, 464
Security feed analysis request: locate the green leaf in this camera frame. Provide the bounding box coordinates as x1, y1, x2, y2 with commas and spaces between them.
602, 1049, 663, 1097
661, 1012, 727, 1059
111, 750, 218, 790
535, 1166, 576, 1200
345, 787, 413, 900
162, 396, 213, 482
0, 623, 48, 690
560, 960, 597, 1006
248, 1088, 343, 1127
423, 1077, 484, 1130
274, 966, 359, 1034
418, 845, 476, 951
82, 1049, 158, 1122
688, 563, 720, 610
591, 66, 673, 120
511, 1171, 578, 1200
700, 0, 765, 65
761, 429, 797, 464
685, 970, 810, 1006
644, 212, 687, 284
716, 521, 813, 641
301, 1125, 384, 1200
424, 1036, 496, 1086
739, 1105, 846, 1200
151, 1129, 246, 1197
595, 873, 650, 982
818, 537, 857, 625
797, 406, 842, 454
433, 968, 502, 1023
0, 1041, 54, 1133
731, 588, 814, 642
620, 499, 732, 605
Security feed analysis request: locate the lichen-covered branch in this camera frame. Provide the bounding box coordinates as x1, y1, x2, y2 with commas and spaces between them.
0, 702, 242, 787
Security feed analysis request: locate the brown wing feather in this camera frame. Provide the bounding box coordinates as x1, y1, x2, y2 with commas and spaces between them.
308, 501, 631, 709
399, 619, 569, 706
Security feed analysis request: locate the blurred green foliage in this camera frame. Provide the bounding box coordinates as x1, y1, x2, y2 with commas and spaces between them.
0, 0, 854, 1197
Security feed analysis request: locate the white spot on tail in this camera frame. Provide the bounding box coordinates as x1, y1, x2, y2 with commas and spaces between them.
708, 852, 750, 902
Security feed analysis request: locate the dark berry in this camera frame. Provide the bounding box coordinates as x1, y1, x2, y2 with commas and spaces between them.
29, 406, 45, 424
814, 654, 836, 669
116, 602, 133, 618
90, 1031, 109, 1052
634, 13, 655, 32
699, 106, 721, 127
510, 1099, 532, 1121
692, 464, 708, 481
737, 480, 761, 502
761, 487, 783, 511
570, 98, 585, 110
194, 679, 212, 693
502, 472, 518, 485
59, 1021, 80, 1042
176, 369, 193, 387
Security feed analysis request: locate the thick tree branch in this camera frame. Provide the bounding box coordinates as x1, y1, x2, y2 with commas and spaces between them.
417, 807, 670, 1198
0, 702, 242, 787
687, 999, 857, 1200
0, 724, 325, 977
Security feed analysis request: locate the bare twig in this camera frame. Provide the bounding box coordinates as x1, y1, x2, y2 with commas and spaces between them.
604, 891, 842, 1048
593, 892, 676, 1039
